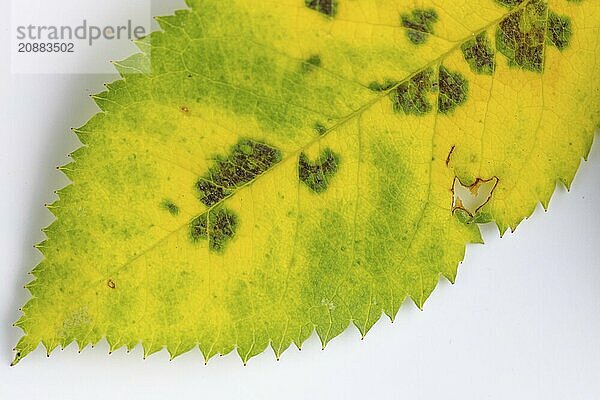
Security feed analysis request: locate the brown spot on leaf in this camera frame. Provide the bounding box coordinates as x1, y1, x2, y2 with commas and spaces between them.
401, 8, 438, 45
196, 139, 282, 206
189, 208, 238, 252
496, 0, 547, 72
438, 66, 469, 114
392, 69, 434, 115
298, 148, 340, 193
305, 0, 336, 17
461, 32, 496, 75
546, 11, 572, 51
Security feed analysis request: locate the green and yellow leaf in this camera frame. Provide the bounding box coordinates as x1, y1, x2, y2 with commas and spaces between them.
13, 0, 600, 364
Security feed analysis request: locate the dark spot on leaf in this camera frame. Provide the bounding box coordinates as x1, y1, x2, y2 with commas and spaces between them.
314, 122, 327, 135
546, 11, 572, 51
438, 66, 469, 114
189, 208, 238, 252
401, 9, 438, 45
301, 54, 322, 73
461, 32, 496, 75
305, 0, 336, 17
298, 148, 340, 193
392, 69, 434, 115
446, 144, 456, 166
180, 105, 190, 114
496, 0, 547, 72
196, 139, 282, 206
495, 0, 524, 8
368, 79, 398, 92
190, 214, 208, 241
161, 199, 180, 216
107, 279, 116, 289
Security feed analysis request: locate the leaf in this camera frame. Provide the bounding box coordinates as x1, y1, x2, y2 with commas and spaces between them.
13, 0, 600, 364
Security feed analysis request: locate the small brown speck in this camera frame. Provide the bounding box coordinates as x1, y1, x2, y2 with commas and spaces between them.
107, 279, 116, 289
179, 105, 190, 114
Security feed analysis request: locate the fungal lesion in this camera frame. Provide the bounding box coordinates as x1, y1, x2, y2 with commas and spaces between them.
461, 32, 496, 75
189, 207, 238, 252
495, 0, 524, 8
452, 176, 499, 224
400, 8, 439, 45
298, 148, 340, 193
195, 138, 282, 206
160, 199, 180, 216
496, 0, 547, 72
314, 122, 327, 135
305, 0, 336, 17
438, 66, 469, 114
546, 11, 572, 51
301, 54, 322, 73
496, 0, 573, 69
391, 69, 434, 115
390, 65, 470, 116
368, 79, 398, 92
190, 138, 281, 254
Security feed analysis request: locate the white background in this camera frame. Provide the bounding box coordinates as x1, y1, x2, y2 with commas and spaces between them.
10, 0, 151, 74
1, 1, 599, 399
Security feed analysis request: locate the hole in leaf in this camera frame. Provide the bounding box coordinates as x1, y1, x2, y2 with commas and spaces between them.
452, 176, 499, 218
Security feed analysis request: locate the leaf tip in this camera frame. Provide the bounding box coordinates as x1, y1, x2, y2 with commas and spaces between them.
11, 339, 33, 366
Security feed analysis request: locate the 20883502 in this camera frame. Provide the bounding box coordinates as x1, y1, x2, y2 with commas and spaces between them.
17, 42, 74, 53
